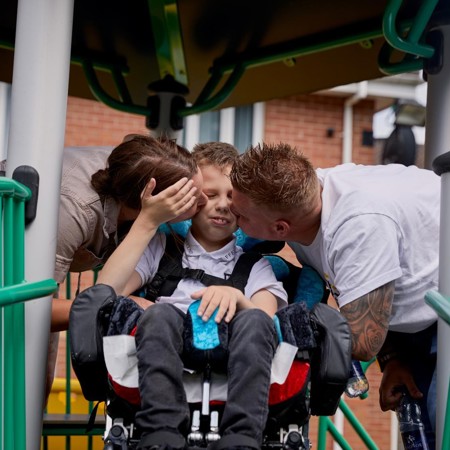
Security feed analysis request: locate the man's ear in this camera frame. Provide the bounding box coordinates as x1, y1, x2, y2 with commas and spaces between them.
272, 219, 290, 238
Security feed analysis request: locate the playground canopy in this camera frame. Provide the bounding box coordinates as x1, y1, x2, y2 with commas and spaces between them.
1, 0, 446, 116
0, 1, 449, 450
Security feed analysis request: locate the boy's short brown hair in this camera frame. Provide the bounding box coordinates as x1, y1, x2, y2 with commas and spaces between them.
192, 142, 239, 169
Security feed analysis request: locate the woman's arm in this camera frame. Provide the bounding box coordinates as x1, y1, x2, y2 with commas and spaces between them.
97, 177, 198, 294
248, 289, 278, 317
51, 298, 73, 332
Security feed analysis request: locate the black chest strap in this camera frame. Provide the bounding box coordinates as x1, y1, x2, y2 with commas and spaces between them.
144, 234, 262, 301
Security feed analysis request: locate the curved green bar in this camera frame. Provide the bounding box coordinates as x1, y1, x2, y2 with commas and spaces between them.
0, 178, 31, 201
379, 0, 438, 75
425, 290, 450, 326
0, 279, 58, 307
81, 59, 152, 116
383, 0, 436, 58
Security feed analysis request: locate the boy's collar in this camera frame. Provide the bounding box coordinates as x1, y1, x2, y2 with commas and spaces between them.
185, 231, 238, 260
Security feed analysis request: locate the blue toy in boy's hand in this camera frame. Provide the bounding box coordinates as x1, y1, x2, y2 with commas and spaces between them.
182, 300, 229, 371
188, 300, 221, 350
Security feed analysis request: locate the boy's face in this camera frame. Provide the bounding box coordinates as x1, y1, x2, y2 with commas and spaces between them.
190, 164, 237, 249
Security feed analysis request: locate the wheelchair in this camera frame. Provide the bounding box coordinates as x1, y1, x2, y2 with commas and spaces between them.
102, 351, 312, 450
69, 241, 354, 450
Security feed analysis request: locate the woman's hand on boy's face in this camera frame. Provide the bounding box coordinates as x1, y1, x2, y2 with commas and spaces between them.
139, 178, 198, 227
191, 286, 242, 323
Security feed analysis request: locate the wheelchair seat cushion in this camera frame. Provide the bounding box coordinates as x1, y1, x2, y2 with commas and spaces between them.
106, 296, 144, 336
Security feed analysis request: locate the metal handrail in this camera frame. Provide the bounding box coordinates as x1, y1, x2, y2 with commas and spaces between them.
0, 178, 57, 450
0, 279, 57, 307
317, 359, 379, 450
425, 291, 450, 326
425, 290, 450, 449
378, 0, 438, 75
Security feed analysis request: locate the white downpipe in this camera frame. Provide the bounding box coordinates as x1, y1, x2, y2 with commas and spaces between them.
332, 408, 344, 450
252, 102, 265, 146
342, 81, 368, 163
391, 411, 399, 450
0, 82, 11, 162
424, 24, 450, 450
184, 113, 200, 151
219, 107, 235, 144
6, 0, 74, 448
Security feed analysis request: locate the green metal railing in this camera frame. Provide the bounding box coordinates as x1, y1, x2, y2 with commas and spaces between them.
0, 177, 57, 450
425, 291, 450, 449
316, 360, 379, 450
378, 0, 438, 75
42, 269, 103, 450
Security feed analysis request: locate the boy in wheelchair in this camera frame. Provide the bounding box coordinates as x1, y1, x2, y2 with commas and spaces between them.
70, 143, 353, 450
93, 142, 289, 450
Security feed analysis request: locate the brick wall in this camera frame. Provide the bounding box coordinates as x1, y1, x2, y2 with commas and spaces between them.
64, 96, 148, 147
265, 95, 377, 167
57, 95, 395, 450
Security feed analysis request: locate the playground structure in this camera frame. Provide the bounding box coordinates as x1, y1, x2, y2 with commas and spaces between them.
0, 0, 449, 449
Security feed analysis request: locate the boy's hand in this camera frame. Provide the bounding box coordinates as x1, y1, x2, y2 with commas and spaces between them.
138, 178, 197, 228
191, 286, 243, 323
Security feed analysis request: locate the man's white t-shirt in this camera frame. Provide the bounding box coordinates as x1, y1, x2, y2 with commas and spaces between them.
290, 163, 439, 333
135, 231, 288, 313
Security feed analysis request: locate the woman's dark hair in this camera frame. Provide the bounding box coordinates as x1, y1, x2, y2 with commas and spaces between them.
91, 135, 197, 210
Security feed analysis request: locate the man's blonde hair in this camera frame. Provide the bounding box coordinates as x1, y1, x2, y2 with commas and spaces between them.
230, 142, 319, 214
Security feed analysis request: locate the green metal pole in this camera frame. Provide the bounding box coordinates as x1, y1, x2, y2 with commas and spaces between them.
0, 196, 3, 449
325, 417, 353, 450
316, 416, 328, 450
339, 399, 379, 450
443, 380, 450, 450
13, 199, 27, 450
4, 196, 15, 450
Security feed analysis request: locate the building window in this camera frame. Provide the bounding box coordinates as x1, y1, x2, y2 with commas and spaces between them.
199, 110, 220, 143
182, 103, 264, 152
234, 105, 253, 152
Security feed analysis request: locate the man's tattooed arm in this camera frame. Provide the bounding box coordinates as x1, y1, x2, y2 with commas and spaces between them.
340, 281, 395, 361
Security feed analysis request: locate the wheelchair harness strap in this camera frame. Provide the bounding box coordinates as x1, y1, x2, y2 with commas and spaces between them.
144, 234, 263, 301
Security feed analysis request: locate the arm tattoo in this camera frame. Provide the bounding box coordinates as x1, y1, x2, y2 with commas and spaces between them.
340, 281, 395, 361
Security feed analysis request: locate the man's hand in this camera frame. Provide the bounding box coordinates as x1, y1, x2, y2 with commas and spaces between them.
191, 286, 244, 323
379, 358, 423, 411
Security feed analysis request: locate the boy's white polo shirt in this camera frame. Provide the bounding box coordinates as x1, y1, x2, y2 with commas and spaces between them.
135, 231, 288, 313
